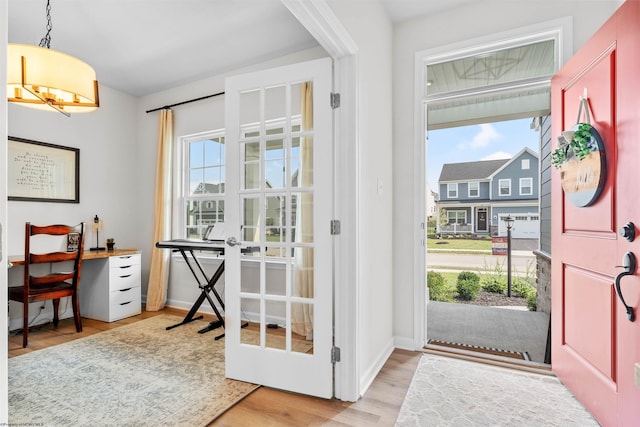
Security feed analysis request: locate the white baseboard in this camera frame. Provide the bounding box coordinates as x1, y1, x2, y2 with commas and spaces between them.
359, 337, 395, 397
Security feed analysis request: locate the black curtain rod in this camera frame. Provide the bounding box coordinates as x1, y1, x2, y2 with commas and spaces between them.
145, 91, 225, 113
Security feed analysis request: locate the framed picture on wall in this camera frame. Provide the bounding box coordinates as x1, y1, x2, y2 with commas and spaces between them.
7, 136, 80, 203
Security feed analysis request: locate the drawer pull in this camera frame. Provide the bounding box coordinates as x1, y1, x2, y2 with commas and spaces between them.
120, 256, 132, 259
119, 265, 133, 269
119, 274, 132, 279
119, 288, 132, 292
119, 301, 132, 306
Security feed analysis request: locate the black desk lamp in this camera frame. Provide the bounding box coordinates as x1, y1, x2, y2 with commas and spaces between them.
90, 214, 105, 251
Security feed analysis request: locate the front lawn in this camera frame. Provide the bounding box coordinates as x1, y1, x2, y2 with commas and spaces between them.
426, 237, 492, 251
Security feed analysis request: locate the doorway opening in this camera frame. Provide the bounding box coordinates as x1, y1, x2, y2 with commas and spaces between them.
415, 19, 571, 365
425, 117, 548, 364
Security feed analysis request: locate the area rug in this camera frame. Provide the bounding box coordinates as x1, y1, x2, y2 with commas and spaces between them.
8, 315, 259, 427
427, 339, 531, 360
395, 353, 599, 426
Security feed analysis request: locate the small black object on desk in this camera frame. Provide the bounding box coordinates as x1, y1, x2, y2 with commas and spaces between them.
155, 238, 252, 340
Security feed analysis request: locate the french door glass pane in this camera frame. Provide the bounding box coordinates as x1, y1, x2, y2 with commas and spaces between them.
238, 80, 315, 356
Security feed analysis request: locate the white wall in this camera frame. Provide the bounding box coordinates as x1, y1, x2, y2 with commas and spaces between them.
327, 0, 395, 395
392, 0, 624, 347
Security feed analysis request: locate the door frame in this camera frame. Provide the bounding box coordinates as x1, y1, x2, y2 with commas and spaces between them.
281, 0, 360, 401
414, 18, 572, 349
476, 208, 488, 233
0, 0, 8, 419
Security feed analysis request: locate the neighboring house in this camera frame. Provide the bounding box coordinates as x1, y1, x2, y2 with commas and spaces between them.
436, 147, 540, 238
426, 183, 438, 219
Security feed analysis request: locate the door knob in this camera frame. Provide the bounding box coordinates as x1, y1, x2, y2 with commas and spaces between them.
226, 236, 241, 247
614, 252, 636, 322
619, 222, 635, 242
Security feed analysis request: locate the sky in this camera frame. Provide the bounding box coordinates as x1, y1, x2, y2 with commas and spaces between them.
426, 117, 540, 192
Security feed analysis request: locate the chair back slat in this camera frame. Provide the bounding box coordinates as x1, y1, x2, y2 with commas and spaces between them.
30, 251, 79, 264
30, 272, 75, 286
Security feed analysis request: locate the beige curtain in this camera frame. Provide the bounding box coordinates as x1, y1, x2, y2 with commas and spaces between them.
292, 83, 314, 337
146, 108, 173, 311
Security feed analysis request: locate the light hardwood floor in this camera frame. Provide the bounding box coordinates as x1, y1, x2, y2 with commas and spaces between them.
8, 308, 421, 426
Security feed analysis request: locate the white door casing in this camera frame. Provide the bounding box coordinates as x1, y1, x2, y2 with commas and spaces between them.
224, 57, 334, 398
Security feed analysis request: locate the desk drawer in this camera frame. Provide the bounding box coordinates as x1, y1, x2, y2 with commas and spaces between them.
109, 265, 141, 290
109, 254, 141, 268
109, 287, 141, 321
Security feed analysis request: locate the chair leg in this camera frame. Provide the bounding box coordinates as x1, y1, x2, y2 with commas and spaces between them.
52, 298, 60, 327
22, 301, 28, 348
72, 294, 82, 332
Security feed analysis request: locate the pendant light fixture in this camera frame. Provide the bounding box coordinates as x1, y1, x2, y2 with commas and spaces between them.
7, 0, 100, 117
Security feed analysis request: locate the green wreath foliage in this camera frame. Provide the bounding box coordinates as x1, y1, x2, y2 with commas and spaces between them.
551, 123, 593, 169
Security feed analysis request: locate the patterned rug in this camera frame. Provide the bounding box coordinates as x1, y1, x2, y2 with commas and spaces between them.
395, 353, 599, 426
8, 315, 259, 426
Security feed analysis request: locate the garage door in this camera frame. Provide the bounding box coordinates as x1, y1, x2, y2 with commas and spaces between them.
498, 214, 539, 238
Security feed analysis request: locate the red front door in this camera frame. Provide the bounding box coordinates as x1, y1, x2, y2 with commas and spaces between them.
552, 2, 640, 426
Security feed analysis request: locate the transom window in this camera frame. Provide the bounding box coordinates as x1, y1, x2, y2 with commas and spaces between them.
447, 183, 458, 198
181, 131, 225, 239
468, 181, 479, 197
499, 179, 511, 196
447, 210, 466, 224
520, 177, 533, 195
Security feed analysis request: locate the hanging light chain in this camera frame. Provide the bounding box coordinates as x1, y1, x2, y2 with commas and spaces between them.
38, 0, 53, 49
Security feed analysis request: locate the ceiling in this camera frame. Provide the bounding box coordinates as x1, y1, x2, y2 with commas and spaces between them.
8, 0, 474, 97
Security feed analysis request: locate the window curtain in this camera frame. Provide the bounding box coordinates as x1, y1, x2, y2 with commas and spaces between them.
292, 83, 314, 338
146, 108, 173, 311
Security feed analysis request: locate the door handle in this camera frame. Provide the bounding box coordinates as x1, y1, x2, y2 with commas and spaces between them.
615, 252, 636, 322
226, 236, 241, 247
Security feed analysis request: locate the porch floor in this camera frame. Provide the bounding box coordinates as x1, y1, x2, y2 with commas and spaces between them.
427, 301, 549, 363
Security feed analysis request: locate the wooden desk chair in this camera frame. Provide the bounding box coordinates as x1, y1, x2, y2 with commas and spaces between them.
9, 222, 85, 347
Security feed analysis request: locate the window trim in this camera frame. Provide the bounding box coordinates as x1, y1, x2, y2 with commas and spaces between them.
447, 210, 467, 225
447, 183, 458, 198
520, 177, 533, 196
498, 179, 511, 196
177, 129, 226, 239
521, 158, 530, 170
468, 181, 479, 198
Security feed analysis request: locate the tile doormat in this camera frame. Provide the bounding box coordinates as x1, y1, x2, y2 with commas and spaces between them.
427, 339, 531, 361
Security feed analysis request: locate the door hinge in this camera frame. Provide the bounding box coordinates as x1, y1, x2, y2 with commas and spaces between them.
330, 92, 341, 109
330, 220, 341, 235
332, 346, 341, 363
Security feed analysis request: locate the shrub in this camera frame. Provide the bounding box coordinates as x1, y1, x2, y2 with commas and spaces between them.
427, 271, 454, 302
482, 277, 505, 294
527, 291, 537, 311
457, 271, 480, 284
512, 278, 536, 299
456, 271, 481, 300
457, 278, 480, 300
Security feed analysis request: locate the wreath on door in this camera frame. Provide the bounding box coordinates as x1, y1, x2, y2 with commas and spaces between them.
551, 95, 607, 207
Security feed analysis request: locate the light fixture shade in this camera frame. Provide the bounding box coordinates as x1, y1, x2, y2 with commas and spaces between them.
8, 43, 99, 114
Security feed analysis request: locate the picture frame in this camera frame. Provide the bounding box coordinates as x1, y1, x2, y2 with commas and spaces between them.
67, 233, 80, 252
8, 136, 80, 203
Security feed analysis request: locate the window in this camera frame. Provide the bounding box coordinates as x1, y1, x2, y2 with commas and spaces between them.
468, 181, 479, 197
447, 210, 467, 224
520, 177, 533, 195
182, 131, 225, 239
499, 179, 511, 196
447, 183, 458, 198
521, 159, 530, 170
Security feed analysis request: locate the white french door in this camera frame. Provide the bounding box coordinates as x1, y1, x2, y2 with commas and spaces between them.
224, 57, 334, 398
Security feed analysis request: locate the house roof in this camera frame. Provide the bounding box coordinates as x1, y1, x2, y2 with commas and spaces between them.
438, 158, 509, 182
